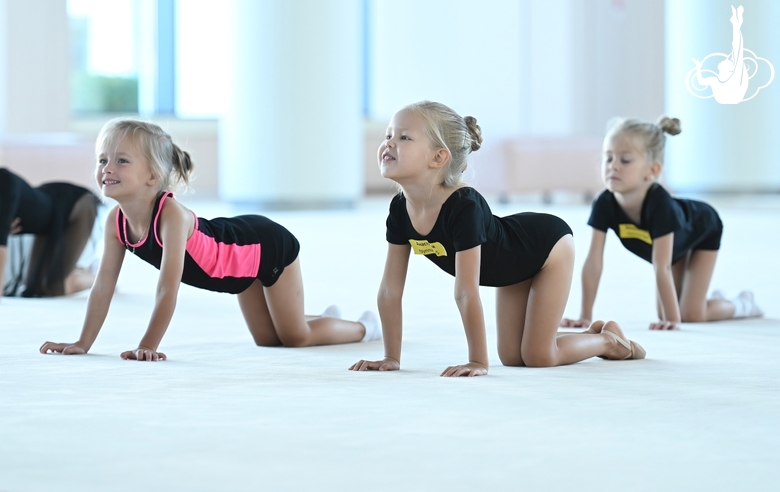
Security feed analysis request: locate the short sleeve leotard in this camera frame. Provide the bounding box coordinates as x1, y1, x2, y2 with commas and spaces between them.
587, 184, 722, 264
386, 187, 573, 287
1, 167, 99, 296
116, 192, 300, 293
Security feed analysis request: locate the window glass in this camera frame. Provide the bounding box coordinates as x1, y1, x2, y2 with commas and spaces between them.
68, 0, 140, 114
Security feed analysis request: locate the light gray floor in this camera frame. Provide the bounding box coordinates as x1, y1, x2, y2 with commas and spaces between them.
2, 194, 779, 491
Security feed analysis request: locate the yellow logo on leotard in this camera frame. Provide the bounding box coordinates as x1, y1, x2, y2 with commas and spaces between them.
409, 239, 447, 257
619, 224, 653, 245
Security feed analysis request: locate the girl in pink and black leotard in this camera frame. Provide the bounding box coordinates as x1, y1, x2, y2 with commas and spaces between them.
41, 118, 380, 361
116, 191, 298, 293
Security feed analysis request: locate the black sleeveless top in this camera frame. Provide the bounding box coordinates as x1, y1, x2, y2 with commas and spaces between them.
116, 192, 264, 294
386, 187, 572, 286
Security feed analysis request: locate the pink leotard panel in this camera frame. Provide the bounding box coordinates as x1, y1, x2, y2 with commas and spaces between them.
185, 227, 261, 279
116, 192, 261, 280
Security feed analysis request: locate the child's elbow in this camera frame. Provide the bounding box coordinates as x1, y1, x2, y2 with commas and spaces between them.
377, 285, 402, 303
454, 285, 479, 306
653, 262, 673, 277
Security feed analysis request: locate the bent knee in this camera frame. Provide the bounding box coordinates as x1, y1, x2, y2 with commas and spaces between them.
277, 330, 310, 348
680, 304, 707, 323
681, 311, 706, 323
498, 350, 525, 367
253, 338, 281, 347
520, 350, 556, 368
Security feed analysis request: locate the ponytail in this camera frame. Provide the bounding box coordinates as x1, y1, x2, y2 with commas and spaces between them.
171, 144, 194, 188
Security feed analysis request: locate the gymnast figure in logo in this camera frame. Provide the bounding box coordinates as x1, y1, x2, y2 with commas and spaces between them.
692, 6, 748, 104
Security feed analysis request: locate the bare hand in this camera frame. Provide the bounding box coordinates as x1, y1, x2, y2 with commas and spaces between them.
121, 347, 167, 361
560, 317, 591, 328
649, 321, 680, 331
39, 341, 87, 355
440, 362, 488, 377
349, 357, 399, 372
9, 217, 22, 234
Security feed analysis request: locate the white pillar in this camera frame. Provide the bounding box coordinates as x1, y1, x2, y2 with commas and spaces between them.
219, 0, 363, 207
0, 0, 70, 135
665, 0, 780, 192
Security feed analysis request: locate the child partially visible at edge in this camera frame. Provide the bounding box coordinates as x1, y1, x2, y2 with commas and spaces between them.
41, 118, 380, 361
561, 116, 762, 331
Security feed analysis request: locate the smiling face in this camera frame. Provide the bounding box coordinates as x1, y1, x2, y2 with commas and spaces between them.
95, 134, 158, 200
602, 132, 658, 194
378, 108, 445, 185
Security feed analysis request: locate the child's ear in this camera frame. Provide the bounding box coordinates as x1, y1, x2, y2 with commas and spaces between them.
430, 148, 450, 169
650, 161, 662, 180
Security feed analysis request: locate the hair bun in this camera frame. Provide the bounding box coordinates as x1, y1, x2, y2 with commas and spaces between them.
657, 116, 681, 136
464, 116, 483, 152
172, 143, 195, 181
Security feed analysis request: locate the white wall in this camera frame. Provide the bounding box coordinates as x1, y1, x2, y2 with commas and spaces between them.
368, 0, 665, 139
0, 0, 70, 135
368, 0, 523, 138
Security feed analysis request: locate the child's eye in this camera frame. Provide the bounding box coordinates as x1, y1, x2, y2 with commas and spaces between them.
118, 158, 129, 164
400, 135, 410, 140
98, 158, 107, 165
621, 159, 632, 164
385, 134, 391, 140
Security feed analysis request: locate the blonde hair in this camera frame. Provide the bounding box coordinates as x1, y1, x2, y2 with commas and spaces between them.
405, 101, 483, 188
606, 115, 681, 165
96, 118, 193, 192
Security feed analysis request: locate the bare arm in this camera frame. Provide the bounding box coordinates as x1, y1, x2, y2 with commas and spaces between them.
350, 243, 410, 371
40, 207, 125, 355
561, 228, 606, 327
651, 232, 681, 330
580, 228, 606, 322
121, 200, 192, 360
441, 245, 488, 377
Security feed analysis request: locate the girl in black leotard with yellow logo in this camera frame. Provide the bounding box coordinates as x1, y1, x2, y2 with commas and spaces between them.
351, 101, 645, 377
561, 116, 762, 331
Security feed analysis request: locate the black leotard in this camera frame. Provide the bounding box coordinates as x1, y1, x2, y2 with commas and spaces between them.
386, 187, 572, 287
1, 168, 98, 296
587, 184, 722, 264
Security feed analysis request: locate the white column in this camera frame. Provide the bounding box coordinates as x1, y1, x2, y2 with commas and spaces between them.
0, 0, 70, 135
219, 0, 363, 207
665, 0, 780, 192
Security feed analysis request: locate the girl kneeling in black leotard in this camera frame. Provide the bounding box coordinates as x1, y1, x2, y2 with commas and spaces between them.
0, 168, 99, 300
351, 101, 645, 377
41, 118, 379, 361
561, 117, 762, 331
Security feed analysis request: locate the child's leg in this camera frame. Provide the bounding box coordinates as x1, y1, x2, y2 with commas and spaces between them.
495, 278, 532, 366
61, 194, 98, 295
678, 250, 735, 322
497, 236, 635, 367
237, 258, 365, 347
